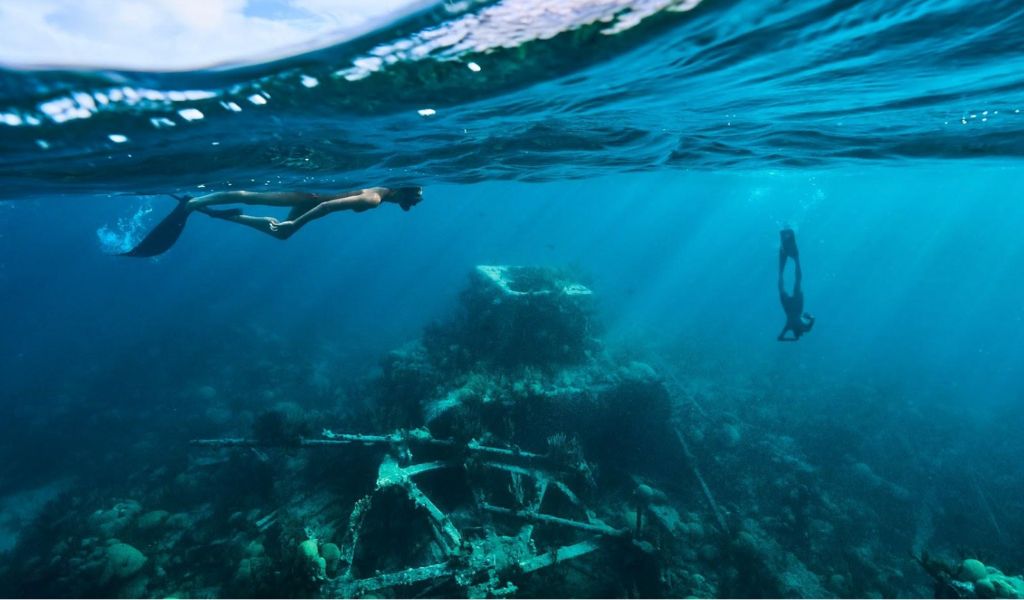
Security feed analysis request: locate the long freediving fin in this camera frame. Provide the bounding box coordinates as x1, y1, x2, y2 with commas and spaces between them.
120, 195, 193, 257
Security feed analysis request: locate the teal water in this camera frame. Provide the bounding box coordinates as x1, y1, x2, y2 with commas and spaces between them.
1, 1, 1023, 598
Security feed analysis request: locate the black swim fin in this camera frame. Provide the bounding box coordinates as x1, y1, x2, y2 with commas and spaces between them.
120, 195, 193, 257
199, 206, 243, 219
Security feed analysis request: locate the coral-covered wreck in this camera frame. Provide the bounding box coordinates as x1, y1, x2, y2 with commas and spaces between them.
194, 265, 695, 597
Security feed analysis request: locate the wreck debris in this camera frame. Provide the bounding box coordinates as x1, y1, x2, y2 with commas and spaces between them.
187, 267, 688, 597
191, 427, 659, 597
480, 503, 627, 538
192, 428, 555, 469
673, 426, 729, 535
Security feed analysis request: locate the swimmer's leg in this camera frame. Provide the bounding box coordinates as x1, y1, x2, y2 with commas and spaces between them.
780, 228, 799, 259
778, 247, 787, 292
186, 191, 320, 212
206, 211, 288, 240
198, 207, 243, 218
778, 230, 803, 295
793, 255, 802, 296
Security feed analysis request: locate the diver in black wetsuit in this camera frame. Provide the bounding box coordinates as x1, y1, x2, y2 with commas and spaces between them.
777, 228, 815, 341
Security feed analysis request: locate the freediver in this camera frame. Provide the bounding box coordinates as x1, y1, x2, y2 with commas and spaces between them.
120, 186, 423, 257
777, 228, 815, 341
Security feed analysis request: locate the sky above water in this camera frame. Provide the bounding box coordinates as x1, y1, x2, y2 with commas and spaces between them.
0, 0, 425, 69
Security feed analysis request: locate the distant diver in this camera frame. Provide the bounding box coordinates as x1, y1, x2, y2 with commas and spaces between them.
120, 187, 423, 257
777, 228, 815, 341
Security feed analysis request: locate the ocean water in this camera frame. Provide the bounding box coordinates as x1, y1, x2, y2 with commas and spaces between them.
1, 1, 1023, 598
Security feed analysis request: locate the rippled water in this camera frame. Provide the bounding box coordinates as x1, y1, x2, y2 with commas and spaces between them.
1, 0, 1023, 198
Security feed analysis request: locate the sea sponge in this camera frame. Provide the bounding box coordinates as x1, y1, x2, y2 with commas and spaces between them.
298, 539, 326, 578
321, 543, 341, 563
962, 559, 988, 582
962, 560, 1024, 599
321, 542, 342, 576
298, 539, 319, 560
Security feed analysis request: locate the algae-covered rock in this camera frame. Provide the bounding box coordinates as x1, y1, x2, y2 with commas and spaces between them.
699, 544, 719, 562
164, 513, 192, 530
235, 556, 270, 582
120, 574, 149, 597
624, 361, 658, 382
959, 560, 1024, 599
244, 540, 265, 557
88, 501, 142, 537
992, 577, 1015, 599
735, 530, 759, 553
100, 542, 147, 583
720, 423, 742, 447
137, 510, 170, 530
977, 577, 997, 597
989, 573, 1024, 599
829, 573, 846, 592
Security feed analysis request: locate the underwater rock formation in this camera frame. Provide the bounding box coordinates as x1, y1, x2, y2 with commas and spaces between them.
379, 265, 677, 475
426, 265, 598, 369
918, 554, 1024, 599
99, 542, 147, 584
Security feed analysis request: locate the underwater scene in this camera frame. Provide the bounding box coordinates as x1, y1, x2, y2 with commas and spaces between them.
1, 0, 1023, 597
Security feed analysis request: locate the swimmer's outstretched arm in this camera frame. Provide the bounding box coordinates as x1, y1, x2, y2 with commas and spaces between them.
268, 189, 384, 239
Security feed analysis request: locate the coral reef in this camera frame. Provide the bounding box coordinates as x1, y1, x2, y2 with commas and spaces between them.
425, 265, 598, 369
197, 265, 689, 597
384, 266, 677, 475
1, 265, 1021, 598
918, 554, 1024, 599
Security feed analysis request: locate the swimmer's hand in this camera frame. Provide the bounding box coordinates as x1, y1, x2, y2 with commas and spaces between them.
269, 220, 296, 239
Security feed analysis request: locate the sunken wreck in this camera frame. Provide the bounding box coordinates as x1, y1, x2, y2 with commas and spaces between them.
4, 265, 1020, 598
195, 265, 691, 598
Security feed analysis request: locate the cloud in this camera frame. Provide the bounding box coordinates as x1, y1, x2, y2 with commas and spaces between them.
0, 0, 423, 71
